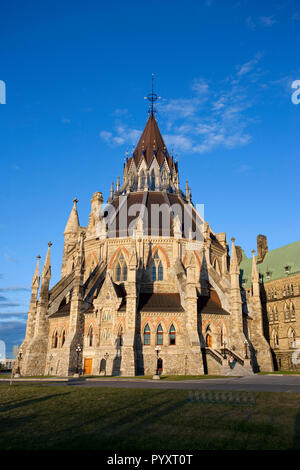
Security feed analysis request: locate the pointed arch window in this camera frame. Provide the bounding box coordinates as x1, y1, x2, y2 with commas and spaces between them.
272, 330, 279, 349
52, 331, 58, 349
151, 251, 164, 282
284, 303, 290, 321
150, 169, 155, 190
115, 252, 127, 282
169, 324, 176, 345
290, 302, 295, 320
88, 326, 94, 347
118, 325, 123, 347
140, 170, 146, 189
156, 324, 163, 345
289, 329, 296, 348
61, 329, 66, 347
144, 324, 150, 345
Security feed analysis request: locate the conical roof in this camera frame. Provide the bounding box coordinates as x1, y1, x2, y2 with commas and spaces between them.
64, 199, 80, 234
126, 114, 174, 170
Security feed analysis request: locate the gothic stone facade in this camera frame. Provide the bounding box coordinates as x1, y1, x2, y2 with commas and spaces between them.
240, 238, 300, 371
18, 114, 274, 377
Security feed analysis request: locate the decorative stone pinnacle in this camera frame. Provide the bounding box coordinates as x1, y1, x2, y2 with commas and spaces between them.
48, 241, 52, 247
73, 198, 78, 204
231, 237, 235, 243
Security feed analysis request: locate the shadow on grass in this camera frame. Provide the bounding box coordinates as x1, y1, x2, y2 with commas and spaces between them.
0, 392, 71, 413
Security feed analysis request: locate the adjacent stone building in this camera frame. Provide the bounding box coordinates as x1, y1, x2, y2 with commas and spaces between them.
18, 107, 275, 377
240, 238, 300, 371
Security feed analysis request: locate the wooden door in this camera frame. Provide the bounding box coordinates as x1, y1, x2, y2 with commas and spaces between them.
206, 334, 212, 348
84, 358, 93, 375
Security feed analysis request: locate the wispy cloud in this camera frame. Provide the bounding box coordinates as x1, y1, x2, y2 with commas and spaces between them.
237, 53, 263, 77
0, 303, 21, 308
245, 16, 256, 30
100, 124, 141, 147
3, 253, 19, 263
0, 287, 30, 292
259, 16, 277, 27
99, 53, 291, 156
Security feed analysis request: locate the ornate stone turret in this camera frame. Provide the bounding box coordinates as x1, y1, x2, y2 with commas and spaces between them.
248, 250, 273, 372
62, 199, 80, 276
184, 252, 203, 374
21, 243, 52, 376
35, 242, 52, 336
229, 238, 244, 353
86, 191, 104, 238
24, 255, 41, 342
64, 198, 80, 235
121, 242, 138, 375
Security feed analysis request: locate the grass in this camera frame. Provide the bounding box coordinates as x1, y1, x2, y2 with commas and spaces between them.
0, 384, 299, 450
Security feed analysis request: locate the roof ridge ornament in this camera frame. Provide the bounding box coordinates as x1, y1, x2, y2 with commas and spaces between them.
144, 73, 161, 116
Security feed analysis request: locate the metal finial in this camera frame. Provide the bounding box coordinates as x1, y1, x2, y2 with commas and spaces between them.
144, 74, 161, 116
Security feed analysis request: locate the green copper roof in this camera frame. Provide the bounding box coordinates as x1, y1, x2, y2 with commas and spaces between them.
239, 240, 300, 288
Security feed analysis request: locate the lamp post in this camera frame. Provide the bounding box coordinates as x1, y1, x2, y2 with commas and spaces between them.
244, 340, 249, 359
74, 344, 82, 377
223, 340, 227, 359
104, 352, 109, 376
14, 349, 23, 377
152, 346, 161, 380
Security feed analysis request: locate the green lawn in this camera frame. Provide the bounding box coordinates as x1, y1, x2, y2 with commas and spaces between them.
0, 384, 299, 450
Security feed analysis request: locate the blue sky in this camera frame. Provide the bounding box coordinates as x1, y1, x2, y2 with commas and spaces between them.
0, 0, 299, 357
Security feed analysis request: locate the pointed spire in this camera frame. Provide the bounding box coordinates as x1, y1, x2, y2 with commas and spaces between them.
230, 238, 239, 275
32, 255, 41, 289
41, 242, 52, 281
251, 250, 259, 283
64, 198, 80, 234
109, 182, 114, 201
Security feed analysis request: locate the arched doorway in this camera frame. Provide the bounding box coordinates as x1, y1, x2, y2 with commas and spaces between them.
157, 358, 163, 375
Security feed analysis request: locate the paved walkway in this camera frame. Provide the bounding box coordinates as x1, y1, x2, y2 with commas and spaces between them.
2, 375, 300, 393
67, 375, 300, 393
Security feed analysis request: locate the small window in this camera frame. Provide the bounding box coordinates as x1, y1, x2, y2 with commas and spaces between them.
151, 251, 164, 282
88, 327, 93, 347
169, 324, 176, 345
52, 331, 58, 349
61, 330, 66, 347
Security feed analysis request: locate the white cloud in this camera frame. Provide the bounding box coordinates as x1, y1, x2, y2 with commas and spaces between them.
246, 16, 256, 30
99, 53, 276, 156
192, 78, 209, 96
100, 126, 141, 147
259, 16, 277, 27
99, 131, 113, 142
237, 53, 263, 77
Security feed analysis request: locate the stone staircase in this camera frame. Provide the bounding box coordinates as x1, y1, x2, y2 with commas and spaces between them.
205, 347, 254, 376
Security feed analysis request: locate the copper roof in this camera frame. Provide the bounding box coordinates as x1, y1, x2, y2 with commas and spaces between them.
126, 115, 174, 170
49, 302, 71, 318
107, 191, 203, 239
138, 293, 184, 312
